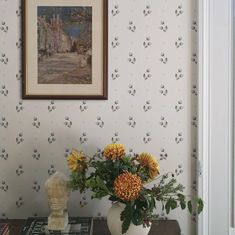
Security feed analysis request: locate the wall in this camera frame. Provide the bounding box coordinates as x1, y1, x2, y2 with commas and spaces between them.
0, 0, 197, 234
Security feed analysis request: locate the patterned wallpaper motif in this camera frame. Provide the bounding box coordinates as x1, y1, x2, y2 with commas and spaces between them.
0, 0, 198, 234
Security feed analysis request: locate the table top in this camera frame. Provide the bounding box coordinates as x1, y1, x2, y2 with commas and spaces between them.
0, 219, 181, 235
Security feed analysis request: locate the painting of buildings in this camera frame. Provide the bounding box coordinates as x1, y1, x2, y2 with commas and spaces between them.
37, 7, 92, 84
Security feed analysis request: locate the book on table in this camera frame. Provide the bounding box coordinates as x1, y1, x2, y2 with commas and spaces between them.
0, 223, 9, 235
20, 217, 93, 235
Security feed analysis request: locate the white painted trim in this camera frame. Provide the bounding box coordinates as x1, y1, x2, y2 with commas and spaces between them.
229, 0, 234, 232
198, 0, 210, 234
198, 0, 233, 234
231, 228, 235, 235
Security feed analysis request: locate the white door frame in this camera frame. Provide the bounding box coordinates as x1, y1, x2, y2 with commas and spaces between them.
198, 0, 233, 234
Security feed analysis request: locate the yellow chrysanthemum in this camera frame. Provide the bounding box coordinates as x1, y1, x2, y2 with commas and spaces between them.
67, 149, 87, 172
138, 153, 160, 180
114, 171, 142, 201
103, 143, 125, 160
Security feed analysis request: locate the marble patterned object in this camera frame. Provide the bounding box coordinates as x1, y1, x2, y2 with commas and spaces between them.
45, 172, 71, 231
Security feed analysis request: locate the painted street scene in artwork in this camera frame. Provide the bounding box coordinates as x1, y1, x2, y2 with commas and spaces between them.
37, 7, 92, 84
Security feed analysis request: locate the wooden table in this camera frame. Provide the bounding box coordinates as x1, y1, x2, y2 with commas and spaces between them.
0, 219, 181, 235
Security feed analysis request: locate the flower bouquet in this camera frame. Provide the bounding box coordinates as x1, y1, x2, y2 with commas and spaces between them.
67, 143, 203, 234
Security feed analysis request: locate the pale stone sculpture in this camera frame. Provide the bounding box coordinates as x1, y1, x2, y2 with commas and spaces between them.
45, 172, 71, 231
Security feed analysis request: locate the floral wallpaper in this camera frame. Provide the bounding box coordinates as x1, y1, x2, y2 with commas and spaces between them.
0, 0, 198, 234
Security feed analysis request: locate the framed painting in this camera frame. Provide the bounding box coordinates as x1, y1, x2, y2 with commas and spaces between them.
22, 0, 108, 99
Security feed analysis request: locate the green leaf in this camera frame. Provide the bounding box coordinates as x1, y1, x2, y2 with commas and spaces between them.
69, 171, 87, 192
93, 190, 109, 199
165, 198, 178, 214
149, 196, 156, 211
180, 201, 186, 210
122, 217, 131, 234
121, 204, 132, 234
114, 160, 120, 169
177, 193, 186, 210
85, 178, 95, 188
122, 156, 131, 164
197, 198, 204, 214
170, 199, 177, 210
109, 196, 118, 202
96, 176, 109, 193
187, 200, 192, 213
165, 200, 171, 214
132, 209, 142, 225
177, 193, 185, 200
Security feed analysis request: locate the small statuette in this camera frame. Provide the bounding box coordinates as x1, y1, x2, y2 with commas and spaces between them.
45, 171, 71, 231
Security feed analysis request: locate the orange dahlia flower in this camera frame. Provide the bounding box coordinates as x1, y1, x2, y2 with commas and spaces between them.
103, 143, 125, 160
114, 171, 142, 201
67, 149, 87, 172
138, 153, 160, 180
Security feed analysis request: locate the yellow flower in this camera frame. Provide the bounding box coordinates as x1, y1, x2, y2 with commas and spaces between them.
138, 153, 160, 180
114, 171, 142, 201
103, 143, 125, 160
67, 149, 87, 172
